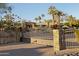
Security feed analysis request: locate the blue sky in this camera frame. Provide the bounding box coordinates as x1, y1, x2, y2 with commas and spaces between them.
10, 3, 79, 21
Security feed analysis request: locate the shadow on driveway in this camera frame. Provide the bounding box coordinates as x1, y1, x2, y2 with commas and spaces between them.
0, 45, 53, 56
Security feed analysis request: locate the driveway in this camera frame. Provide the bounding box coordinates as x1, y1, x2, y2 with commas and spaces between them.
0, 43, 54, 56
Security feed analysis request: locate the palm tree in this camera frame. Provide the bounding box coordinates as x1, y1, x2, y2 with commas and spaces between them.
35, 14, 45, 24
41, 14, 45, 18
38, 16, 41, 22
41, 14, 45, 22
48, 6, 64, 28
38, 16, 42, 28
35, 17, 38, 23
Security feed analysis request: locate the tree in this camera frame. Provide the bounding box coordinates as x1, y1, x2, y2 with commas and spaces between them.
35, 17, 38, 22
48, 6, 64, 28
67, 15, 78, 27
67, 15, 73, 26
0, 3, 13, 30
44, 19, 52, 28
0, 19, 4, 28
63, 22, 69, 26
0, 3, 7, 14
41, 14, 45, 18
38, 16, 41, 23
0, 3, 12, 14
35, 14, 45, 25
41, 14, 45, 22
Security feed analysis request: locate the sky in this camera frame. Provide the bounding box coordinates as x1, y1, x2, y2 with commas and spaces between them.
10, 3, 79, 21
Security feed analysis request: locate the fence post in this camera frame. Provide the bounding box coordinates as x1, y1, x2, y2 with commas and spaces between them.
74, 29, 79, 43
53, 28, 66, 52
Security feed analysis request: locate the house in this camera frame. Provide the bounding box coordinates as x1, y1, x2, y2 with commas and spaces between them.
25, 22, 36, 29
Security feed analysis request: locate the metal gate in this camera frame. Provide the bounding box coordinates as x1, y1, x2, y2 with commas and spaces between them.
64, 29, 79, 49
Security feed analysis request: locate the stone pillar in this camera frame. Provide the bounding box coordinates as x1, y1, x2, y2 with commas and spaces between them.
74, 29, 79, 43
53, 28, 66, 52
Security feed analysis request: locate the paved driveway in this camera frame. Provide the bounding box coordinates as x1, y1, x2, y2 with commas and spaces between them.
0, 43, 54, 56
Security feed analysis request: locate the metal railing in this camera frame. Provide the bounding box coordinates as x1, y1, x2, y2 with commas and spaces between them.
64, 30, 79, 49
